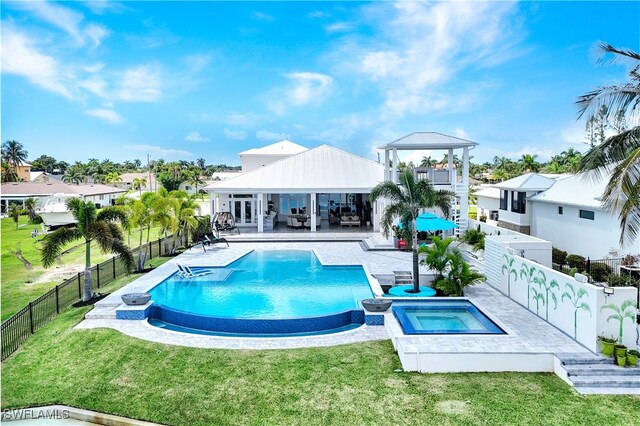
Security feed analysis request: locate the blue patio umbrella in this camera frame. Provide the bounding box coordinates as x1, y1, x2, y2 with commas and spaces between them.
398, 213, 458, 232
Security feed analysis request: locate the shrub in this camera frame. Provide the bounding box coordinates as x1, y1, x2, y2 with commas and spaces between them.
589, 262, 612, 282
552, 247, 568, 265
479, 214, 487, 222
605, 273, 640, 288
461, 225, 486, 251
566, 254, 587, 271
29, 214, 43, 225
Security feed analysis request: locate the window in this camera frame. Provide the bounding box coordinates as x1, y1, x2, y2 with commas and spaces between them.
558, 206, 563, 215
579, 209, 595, 220
511, 191, 526, 214
499, 190, 508, 210
99, 195, 104, 200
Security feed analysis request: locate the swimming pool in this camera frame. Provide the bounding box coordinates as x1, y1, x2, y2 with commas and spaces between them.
393, 301, 505, 335
147, 250, 374, 335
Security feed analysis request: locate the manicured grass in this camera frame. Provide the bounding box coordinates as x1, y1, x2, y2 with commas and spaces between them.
2, 308, 639, 425
1, 216, 167, 320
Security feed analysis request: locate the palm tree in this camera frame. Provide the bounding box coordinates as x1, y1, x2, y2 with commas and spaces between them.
576, 43, 640, 246
63, 168, 86, 185
519, 264, 537, 309
1, 140, 29, 171
8, 204, 22, 229
420, 156, 437, 168
186, 170, 206, 194
419, 236, 455, 284
533, 271, 559, 321
196, 157, 206, 170
132, 177, 147, 196
41, 199, 134, 301
104, 171, 122, 187
519, 154, 540, 173
438, 249, 485, 296
600, 299, 637, 343
23, 198, 37, 222
170, 190, 200, 251
561, 283, 592, 339
370, 170, 454, 293
130, 194, 156, 271
1, 160, 18, 182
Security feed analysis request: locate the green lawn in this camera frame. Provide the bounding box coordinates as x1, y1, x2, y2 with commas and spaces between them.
1, 216, 166, 320
2, 304, 639, 426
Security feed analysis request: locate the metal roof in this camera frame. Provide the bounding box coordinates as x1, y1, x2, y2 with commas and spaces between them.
239, 139, 308, 156
529, 173, 606, 209
474, 187, 500, 199
494, 173, 556, 191
205, 145, 384, 193
377, 132, 478, 150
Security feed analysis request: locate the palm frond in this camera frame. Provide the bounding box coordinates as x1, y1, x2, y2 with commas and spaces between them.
97, 206, 129, 226
369, 181, 405, 203
41, 227, 81, 267
110, 238, 135, 272
578, 302, 592, 315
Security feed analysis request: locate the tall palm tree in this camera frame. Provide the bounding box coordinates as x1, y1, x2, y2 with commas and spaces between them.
370, 170, 454, 293
63, 168, 86, 185
1, 140, 29, 171
519, 154, 541, 173
8, 204, 22, 229
104, 171, 122, 187
41, 199, 134, 301
186, 170, 206, 194
130, 194, 156, 271
132, 177, 147, 196
23, 198, 37, 222
576, 43, 640, 246
196, 157, 206, 170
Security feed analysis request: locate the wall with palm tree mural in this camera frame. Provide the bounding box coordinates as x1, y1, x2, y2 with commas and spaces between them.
485, 235, 637, 352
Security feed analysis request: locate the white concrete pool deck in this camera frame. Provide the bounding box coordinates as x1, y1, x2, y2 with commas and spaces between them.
77, 242, 592, 356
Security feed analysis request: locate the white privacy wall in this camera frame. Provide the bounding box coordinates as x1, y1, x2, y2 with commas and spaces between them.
485, 236, 638, 352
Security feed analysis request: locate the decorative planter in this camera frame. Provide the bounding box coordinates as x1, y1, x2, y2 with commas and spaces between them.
617, 355, 627, 368
361, 299, 392, 312
121, 293, 152, 306
614, 345, 627, 359
600, 341, 615, 357
627, 351, 639, 367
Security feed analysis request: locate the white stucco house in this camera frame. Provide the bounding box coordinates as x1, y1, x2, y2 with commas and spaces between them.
204, 133, 477, 234
476, 172, 638, 259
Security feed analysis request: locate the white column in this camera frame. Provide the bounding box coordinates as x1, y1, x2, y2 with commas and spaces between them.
447, 148, 454, 184
461, 147, 470, 232
372, 199, 379, 232
391, 148, 398, 183
257, 193, 264, 232
310, 193, 317, 232
384, 149, 390, 181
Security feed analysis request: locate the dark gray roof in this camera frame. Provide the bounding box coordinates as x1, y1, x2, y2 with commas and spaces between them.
378, 132, 478, 150
1, 181, 126, 197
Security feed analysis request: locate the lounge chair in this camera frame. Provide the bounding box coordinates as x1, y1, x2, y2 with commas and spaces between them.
176, 264, 214, 278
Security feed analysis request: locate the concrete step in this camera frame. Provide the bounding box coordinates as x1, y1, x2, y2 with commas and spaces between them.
574, 387, 640, 395
560, 356, 613, 366
570, 375, 640, 388
565, 364, 640, 376
85, 306, 116, 320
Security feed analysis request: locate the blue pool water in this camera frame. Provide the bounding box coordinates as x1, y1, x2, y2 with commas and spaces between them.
393, 301, 505, 335
148, 250, 373, 319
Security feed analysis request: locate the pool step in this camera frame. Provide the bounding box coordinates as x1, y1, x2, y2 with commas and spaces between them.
394, 271, 413, 286
85, 306, 116, 320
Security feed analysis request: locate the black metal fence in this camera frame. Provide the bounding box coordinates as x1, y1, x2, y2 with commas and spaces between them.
552, 257, 625, 282
1, 237, 170, 361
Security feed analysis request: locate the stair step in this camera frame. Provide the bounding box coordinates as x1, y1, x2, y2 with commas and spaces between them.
574, 387, 640, 395
560, 356, 613, 366
570, 375, 640, 388
85, 306, 116, 320
565, 365, 640, 376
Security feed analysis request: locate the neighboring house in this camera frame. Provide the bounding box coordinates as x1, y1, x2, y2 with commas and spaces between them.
211, 171, 243, 181
179, 180, 215, 194
205, 133, 476, 234
474, 187, 500, 223
116, 173, 158, 192
477, 172, 636, 259
0, 181, 126, 212
239, 139, 308, 172
16, 163, 32, 181
29, 171, 54, 182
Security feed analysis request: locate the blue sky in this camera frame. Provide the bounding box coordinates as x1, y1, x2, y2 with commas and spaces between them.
2, 1, 639, 166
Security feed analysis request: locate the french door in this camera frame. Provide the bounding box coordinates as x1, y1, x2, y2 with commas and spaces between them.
231, 198, 256, 225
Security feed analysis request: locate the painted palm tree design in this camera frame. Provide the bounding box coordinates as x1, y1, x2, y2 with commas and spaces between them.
600, 299, 637, 343
533, 271, 559, 321
501, 255, 518, 297
519, 264, 537, 309
561, 283, 592, 339
530, 287, 545, 316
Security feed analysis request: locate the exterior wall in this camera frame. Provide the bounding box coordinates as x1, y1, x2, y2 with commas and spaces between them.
497, 220, 530, 235
497, 190, 537, 228
475, 195, 499, 220
16, 165, 31, 181
82, 193, 122, 207
530, 201, 626, 259
241, 154, 290, 172
485, 236, 638, 351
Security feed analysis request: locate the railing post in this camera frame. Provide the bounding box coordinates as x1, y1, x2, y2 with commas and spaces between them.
55, 285, 59, 314
159, 238, 162, 256
28, 302, 34, 334
77, 273, 82, 299
112, 257, 116, 279
586, 257, 591, 275
149, 241, 152, 260
97, 264, 100, 289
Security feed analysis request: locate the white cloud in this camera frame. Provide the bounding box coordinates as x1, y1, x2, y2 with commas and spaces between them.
185, 131, 210, 142
84, 108, 124, 124
184, 54, 212, 74
334, 2, 523, 118
78, 76, 108, 98
454, 128, 470, 140
125, 144, 193, 159
115, 65, 162, 102
268, 72, 334, 114
252, 11, 275, 21
84, 23, 111, 48
1, 30, 74, 99
503, 146, 556, 161
308, 11, 329, 19
223, 129, 248, 140
325, 22, 352, 33
84, 62, 105, 73
256, 130, 289, 141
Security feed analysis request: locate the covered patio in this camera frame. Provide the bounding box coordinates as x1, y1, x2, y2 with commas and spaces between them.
204, 145, 386, 233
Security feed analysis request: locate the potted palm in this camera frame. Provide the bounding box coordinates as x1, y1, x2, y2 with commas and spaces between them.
599, 335, 616, 357
627, 349, 639, 367
615, 345, 627, 367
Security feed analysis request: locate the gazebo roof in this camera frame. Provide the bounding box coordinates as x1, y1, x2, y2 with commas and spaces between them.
377, 132, 478, 150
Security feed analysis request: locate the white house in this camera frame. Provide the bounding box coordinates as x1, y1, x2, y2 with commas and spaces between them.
474, 186, 500, 223
475, 172, 637, 259
239, 139, 307, 172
